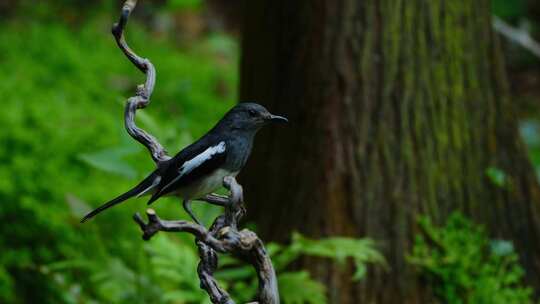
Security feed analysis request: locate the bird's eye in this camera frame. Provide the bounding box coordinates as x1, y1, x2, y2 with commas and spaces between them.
248, 109, 257, 117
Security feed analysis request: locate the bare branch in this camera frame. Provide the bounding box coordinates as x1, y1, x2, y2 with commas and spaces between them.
492, 16, 540, 59
113, 2, 279, 303
113, 0, 171, 164
197, 193, 230, 206
133, 209, 228, 251
197, 240, 235, 304
134, 177, 279, 304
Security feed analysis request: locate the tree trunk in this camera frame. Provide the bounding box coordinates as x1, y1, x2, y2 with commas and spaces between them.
239, 0, 540, 303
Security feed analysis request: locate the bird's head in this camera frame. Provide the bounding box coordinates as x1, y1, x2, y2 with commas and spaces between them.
222, 102, 288, 132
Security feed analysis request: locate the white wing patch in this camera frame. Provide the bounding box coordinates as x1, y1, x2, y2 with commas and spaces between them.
179, 141, 226, 177
161, 141, 226, 192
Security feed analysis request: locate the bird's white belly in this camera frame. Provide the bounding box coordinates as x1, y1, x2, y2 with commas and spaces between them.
177, 169, 238, 200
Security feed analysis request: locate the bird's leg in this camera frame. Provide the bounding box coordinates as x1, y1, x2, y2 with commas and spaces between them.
237, 202, 247, 219
202, 193, 230, 206
183, 200, 202, 225
208, 193, 229, 201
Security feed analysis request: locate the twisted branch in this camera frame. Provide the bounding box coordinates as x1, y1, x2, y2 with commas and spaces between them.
113, 0, 170, 164
134, 177, 279, 304
113, 2, 279, 303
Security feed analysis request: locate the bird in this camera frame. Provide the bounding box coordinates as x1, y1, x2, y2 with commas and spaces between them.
81, 102, 287, 224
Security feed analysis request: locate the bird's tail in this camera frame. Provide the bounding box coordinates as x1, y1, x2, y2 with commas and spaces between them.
80, 173, 161, 223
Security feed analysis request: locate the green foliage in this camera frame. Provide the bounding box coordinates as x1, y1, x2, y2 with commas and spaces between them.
47, 231, 382, 304
78, 136, 142, 179
485, 166, 507, 188
145, 235, 209, 303
0, 15, 383, 303
274, 233, 385, 303
273, 233, 387, 281
214, 232, 385, 304
520, 120, 540, 181
408, 213, 533, 304
277, 272, 326, 304
0, 15, 235, 303
166, 0, 204, 11
491, 0, 526, 21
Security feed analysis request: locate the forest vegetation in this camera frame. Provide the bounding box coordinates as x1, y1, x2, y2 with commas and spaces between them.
1, 0, 540, 303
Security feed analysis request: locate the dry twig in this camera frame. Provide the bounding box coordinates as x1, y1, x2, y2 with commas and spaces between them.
492, 16, 540, 59
112, 1, 279, 303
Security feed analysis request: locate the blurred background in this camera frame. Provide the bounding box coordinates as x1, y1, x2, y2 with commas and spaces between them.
1, 0, 540, 303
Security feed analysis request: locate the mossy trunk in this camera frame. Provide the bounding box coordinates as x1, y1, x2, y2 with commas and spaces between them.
239, 0, 540, 303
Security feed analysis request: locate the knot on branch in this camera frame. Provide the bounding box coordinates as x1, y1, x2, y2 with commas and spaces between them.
133, 208, 160, 240
133, 177, 278, 304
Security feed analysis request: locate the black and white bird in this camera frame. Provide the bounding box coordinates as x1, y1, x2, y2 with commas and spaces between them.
81, 102, 287, 224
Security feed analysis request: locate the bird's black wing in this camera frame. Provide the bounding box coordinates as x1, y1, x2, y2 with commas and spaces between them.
147, 137, 227, 204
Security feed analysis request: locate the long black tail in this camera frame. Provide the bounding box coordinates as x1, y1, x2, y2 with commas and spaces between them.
80, 173, 160, 223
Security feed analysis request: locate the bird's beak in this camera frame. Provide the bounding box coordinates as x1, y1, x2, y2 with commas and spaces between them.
267, 114, 288, 123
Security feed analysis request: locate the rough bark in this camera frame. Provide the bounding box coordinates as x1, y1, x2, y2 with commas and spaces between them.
239, 0, 540, 303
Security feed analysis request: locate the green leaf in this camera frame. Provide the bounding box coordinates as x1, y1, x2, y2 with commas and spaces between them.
290, 232, 387, 280
486, 167, 506, 188
409, 213, 534, 304
490, 240, 514, 257
162, 290, 205, 302
215, 266, 255, 281
491, 0, 526, 20
64, 193, 92, 218
166, 0, 203, 10
278, 271, 326, 304
78, 145, 140, 179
